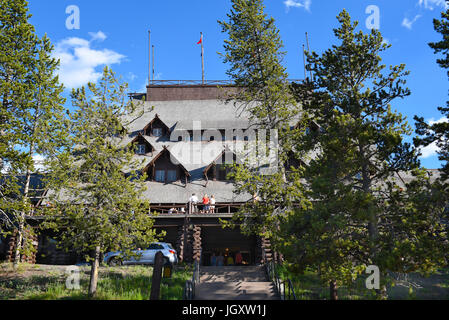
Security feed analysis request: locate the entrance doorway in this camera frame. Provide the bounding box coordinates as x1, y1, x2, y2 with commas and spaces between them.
200, 226, 256, 266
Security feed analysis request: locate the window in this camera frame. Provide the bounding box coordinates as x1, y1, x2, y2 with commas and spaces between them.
137, 144, 146, 155
155, 170, 165, 182
153, 128, 162, 137
148, 243, 163, 250
167, 170, 177, 182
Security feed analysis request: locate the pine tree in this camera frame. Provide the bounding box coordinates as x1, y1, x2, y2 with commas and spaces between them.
218, 0, 310, 253
0, 0, 67, 269
284, 10, 448, 299
43, 67, 161, 298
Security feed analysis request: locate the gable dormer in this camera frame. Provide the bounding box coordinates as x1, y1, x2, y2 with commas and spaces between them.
143, 114, 170, 138
204, 149, 240, 181
143, 146, 190, 184
130, 134, 155, 156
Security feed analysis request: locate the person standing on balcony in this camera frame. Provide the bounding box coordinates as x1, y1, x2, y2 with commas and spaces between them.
210, 195, 216, 213
202, 193, 210, 213
189, 193, 198, 213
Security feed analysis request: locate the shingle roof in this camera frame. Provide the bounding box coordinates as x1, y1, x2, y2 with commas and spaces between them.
123, 99, 254, 134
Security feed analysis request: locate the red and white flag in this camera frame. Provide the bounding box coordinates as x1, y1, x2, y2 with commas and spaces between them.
197, 33, 203, 45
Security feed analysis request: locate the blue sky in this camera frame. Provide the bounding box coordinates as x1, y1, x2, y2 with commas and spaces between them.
27, 0, 449, 169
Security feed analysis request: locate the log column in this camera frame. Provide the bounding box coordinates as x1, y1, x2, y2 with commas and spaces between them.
5, 228, 38, 264
192, 226, 202, 263
176, 225, 186, 263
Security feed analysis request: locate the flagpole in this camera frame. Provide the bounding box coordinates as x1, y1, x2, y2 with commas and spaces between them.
201, 32, 205, 85
148, 30, 151, 85
152, 45, 155, 83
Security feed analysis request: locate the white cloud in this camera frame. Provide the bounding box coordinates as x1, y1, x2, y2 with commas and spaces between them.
418, 0, 449, 10
284, 0, 311, 12
429, 116, 448, 126
88, 31, 107, 42
402, 15, 421, 29
419, 117, 448, 158
420, 141, 439, 158
53, 31, 125, 89
127, 72, 137, 81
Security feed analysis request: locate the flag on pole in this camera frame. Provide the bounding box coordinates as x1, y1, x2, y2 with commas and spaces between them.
197, 34, 203, 45
197, 32, 205, 84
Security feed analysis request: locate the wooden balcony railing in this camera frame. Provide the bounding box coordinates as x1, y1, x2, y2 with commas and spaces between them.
149, 202, 247, 215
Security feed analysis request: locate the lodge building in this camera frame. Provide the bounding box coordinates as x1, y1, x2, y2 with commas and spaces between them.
125, 81, 279, 265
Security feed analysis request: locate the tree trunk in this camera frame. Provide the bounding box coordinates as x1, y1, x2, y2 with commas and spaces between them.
12, 225, 23, 270
329, 280, 338, 300
88, 245, 101, 298
13, 144, 34, 270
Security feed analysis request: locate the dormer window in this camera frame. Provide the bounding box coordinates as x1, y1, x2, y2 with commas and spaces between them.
143, 114, 170, 138
155, 170, 165, 182
153, 128, 163, 137
204, 150, 240, 181
143, 147, 190, 184
137, 144, 146, 155
129, 134, 154, 156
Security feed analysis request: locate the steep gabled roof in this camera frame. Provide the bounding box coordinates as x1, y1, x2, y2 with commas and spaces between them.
143, 146, 191, 177
143, 113, 171, 134
128, 133, 156, 151
203, 148, 241, 177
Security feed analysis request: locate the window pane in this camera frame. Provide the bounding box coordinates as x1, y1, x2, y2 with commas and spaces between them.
137, 145, 146, 154
153, 128, 162, 137
155, 170, 165, 182
167, 170, 177, 182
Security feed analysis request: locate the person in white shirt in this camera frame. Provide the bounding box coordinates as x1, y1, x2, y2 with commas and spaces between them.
189, 193, 198, 213
210, 195, 216, 213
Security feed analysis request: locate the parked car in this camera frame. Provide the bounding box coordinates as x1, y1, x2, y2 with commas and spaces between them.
103, 242, 178, 266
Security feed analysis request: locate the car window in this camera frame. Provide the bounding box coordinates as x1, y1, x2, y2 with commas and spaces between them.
167, 243, 174, 249
148, 244, 159, 250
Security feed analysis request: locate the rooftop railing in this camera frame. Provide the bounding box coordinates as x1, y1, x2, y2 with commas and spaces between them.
147, 79, 304, 86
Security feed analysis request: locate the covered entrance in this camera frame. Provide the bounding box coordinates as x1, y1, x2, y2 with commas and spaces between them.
200, 226, 257, 266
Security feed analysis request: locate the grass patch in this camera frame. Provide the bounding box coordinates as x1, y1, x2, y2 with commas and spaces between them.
0, 263, 191, 300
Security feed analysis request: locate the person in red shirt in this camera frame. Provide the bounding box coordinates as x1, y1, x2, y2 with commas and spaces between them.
202, 194, 210, 213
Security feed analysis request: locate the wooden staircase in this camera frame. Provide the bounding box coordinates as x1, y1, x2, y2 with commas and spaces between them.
194, 266, 279, 300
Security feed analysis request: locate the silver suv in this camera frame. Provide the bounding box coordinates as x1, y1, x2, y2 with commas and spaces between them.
103, 242, 178, 266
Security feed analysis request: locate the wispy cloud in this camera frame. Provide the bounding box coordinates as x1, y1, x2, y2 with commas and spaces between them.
419, 117, 448, 158
284, 0, 311, 12
53, 31, 125, 89
88, 31, 107, 42
402, 15, 421, 30
418, 0, 449, 10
